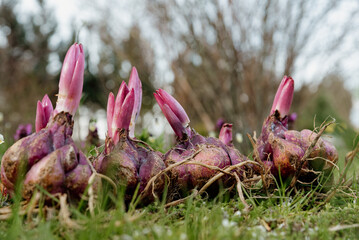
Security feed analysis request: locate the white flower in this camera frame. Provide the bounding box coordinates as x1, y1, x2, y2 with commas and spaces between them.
180, 233, 187, 240
277, 223, 285, 229
234, 210, 241, 217
0, 134, 4, 145
153, 226, 164, 235
142, 228, 150, 234
133, 231, 140, 237
222, 219, 236, 228
119, 234, 132, 240
235, 133, 243, 143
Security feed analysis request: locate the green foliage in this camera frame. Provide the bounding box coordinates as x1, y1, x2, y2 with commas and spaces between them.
0, 137, 11, 159
1, 186, 359, 239
137, 129, 166, 153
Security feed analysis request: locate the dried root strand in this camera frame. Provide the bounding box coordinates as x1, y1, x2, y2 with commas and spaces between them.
87, 173, 96, 217
164, 190, 199, 208
131, 138, 156, 151
198, 160, 260, 195
323, 139, 359, 205
59, 194, 82, 229
184, 161, 234, 176
26, 192, 42, 223
85, 155, 118, 216
233, 172, 251, 211
0, 196, 45, 220
139, 149, 203, 200
306, 156, 339, 170
247, 133, 269, 192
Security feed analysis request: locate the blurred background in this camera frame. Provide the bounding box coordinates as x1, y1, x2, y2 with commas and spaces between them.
0, 0, 358, 154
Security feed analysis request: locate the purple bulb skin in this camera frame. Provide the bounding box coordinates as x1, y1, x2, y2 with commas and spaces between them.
65, 151, 93, 196
94, 129, 166, 202
22, 145, 76, 199
1, 113, 73, 192
1, 112, 92, 199
138, 151, 166, 202
99, 145, 139, 192
300, 130, 338, 172
154, 89, 249, 196
164, 132, 246, 193
269, 134, 305, 178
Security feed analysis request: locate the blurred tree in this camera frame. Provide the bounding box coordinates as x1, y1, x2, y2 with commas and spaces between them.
55, 32, 106, 108
82, 22, 157, 135
146, 0, 359, 152
0, 0, 58, 141
293, 74, 352, 129
95, 25, 156, 111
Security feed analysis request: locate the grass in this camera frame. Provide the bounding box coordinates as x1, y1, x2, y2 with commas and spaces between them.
1, 189, 359, 239
0, 130, 359, 239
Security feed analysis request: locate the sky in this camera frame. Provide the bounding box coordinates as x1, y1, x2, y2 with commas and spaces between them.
14, 0, 359, 139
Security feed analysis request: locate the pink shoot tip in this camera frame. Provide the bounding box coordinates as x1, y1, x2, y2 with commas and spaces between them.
35, 94, 54, 132
128, 67, 143, 138
270, 76, 294, 118
219, 123, 233, 146
106, 82, 135, 145
106, 92, 115, 139
154, 89, 191, 139
54, 43, 85, 116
